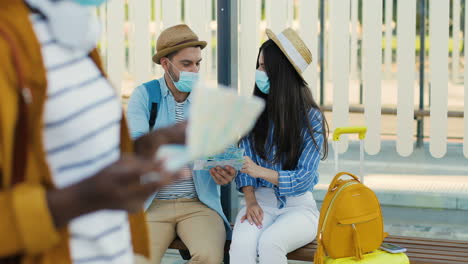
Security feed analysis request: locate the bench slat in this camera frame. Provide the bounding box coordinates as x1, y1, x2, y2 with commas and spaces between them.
387, 239, 468, 249
405, 252, 468, 262
386, 241, 468, 252
387, 236, 468, 248
286, 249, 315, 261
168, 235, 468, 263
409, 258, 465, 264
403, 246, 468, 256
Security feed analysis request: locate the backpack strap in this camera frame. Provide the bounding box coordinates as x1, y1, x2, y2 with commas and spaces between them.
328, 172, 361, 192
143, 80, 162, 131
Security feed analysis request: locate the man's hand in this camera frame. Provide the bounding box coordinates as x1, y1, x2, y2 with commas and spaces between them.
134, 122, 187, 159
209, 166, 236, 185
47, 156, 181, 228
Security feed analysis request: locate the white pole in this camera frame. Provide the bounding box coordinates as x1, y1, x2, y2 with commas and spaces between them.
239, 0, 260, 96
429, 0, 449, 158
362, 0, 383, 155
130, 0, 152, 86
384, 0, 394, 79
299, 0, 319, 98
396, 0, 417, 157
464, 0, 468, 158
350, 0, 359, 80
107, 0, 125, 96
452, 0, 461, 83
330, 0, 350, 153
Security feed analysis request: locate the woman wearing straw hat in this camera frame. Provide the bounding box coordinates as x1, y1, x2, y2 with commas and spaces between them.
230, 28, 329, 264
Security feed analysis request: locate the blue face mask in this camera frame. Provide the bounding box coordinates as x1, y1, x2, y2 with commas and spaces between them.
73, 0, 107, 6
168, 61, 200, 93
255, 70, 270, 94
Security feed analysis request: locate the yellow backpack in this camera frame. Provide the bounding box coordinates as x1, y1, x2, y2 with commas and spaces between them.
314, 172, 386, 264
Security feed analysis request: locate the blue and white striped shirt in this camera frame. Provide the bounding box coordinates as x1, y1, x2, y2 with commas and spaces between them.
155, 100, 197, 200
31, 13, 133, 264
235, 108, 324, 208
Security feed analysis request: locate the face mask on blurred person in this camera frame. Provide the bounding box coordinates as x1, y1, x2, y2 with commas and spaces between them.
26, 0, 102, 53
73, 0, 107, 6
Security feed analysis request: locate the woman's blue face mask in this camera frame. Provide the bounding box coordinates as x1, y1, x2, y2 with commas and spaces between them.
73, 0, 107, 6
255, 70, 270, 94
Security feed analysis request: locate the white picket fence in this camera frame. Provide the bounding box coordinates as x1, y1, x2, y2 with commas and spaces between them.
97, 0, 467, 159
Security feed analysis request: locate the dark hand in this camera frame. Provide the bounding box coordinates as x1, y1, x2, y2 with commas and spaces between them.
84, 156, 181, 212
47, 156, 181, 228
209, 165, 237, 185
134, 121, 187, 159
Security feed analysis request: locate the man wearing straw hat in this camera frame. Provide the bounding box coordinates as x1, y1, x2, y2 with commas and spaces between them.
127, 24, 236, 264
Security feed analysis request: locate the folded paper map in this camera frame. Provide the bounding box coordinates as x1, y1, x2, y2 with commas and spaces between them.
156, 82, 264, 172
193, 145, 245, 171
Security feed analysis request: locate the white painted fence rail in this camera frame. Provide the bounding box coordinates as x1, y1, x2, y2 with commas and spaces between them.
97, 0, 466, 159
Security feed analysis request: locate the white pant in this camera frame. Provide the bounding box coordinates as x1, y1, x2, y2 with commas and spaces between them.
229, 188, 319, 264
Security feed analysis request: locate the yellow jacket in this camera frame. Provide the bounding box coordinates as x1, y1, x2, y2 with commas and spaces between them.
0, 1, 150, 263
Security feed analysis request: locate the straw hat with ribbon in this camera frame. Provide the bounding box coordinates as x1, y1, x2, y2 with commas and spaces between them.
265, 28, 312, 78
153, 24, 207, 64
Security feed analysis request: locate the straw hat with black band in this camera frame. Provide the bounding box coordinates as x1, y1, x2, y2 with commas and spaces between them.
265, 28, 312, 80
153, 24, 207, 64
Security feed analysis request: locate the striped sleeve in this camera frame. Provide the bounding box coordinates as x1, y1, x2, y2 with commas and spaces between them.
277, 109, 323, 196
235, 136, 258, 192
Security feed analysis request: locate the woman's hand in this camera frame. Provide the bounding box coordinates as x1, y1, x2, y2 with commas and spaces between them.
209, 166, 237, 185
241, 200, 264, 229
241, 156, 280, 185
240, 156, 264, 178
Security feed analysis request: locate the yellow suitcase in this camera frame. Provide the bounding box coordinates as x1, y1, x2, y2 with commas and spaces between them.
324, 250, 409, 264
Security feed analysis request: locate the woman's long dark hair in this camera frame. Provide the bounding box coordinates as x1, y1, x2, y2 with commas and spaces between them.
249, 39, 329, 170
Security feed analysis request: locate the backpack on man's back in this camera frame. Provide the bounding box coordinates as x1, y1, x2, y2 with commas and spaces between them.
143, 79, 162, 130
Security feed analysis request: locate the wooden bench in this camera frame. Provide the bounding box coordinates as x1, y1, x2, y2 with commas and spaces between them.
169, 234, 468, 263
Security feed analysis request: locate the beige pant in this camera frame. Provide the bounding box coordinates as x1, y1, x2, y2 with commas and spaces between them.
146, 198, 226, 264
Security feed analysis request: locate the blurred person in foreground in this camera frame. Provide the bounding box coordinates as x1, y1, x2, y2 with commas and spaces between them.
0, 0, 186, 263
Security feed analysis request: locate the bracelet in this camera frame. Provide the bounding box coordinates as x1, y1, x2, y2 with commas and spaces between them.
140, 172, 162, 184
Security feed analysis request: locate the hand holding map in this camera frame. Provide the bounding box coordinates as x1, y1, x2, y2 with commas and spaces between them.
156, 82, 264, 172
